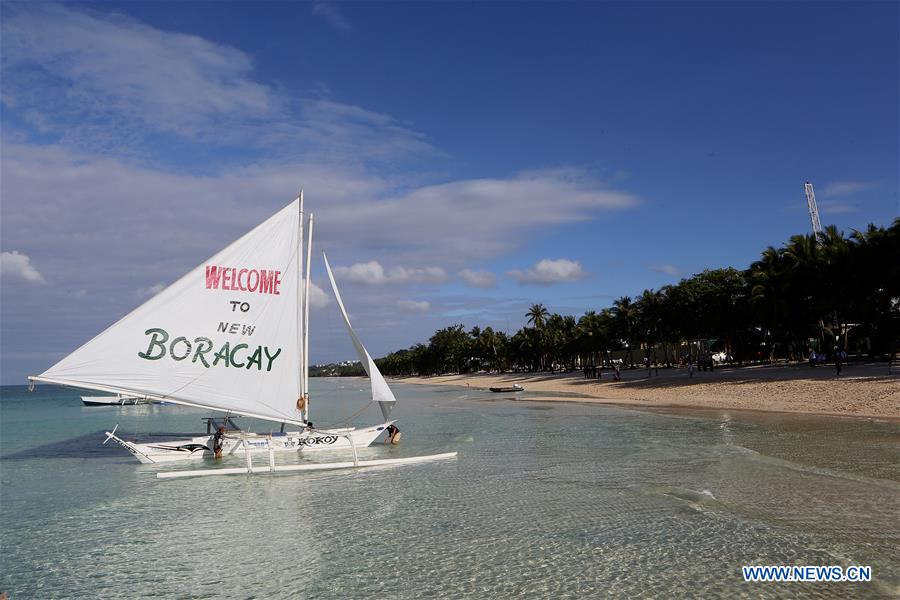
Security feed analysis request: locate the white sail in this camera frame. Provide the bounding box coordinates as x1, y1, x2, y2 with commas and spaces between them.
31, 198, 305, 425
323, 253, 397, 419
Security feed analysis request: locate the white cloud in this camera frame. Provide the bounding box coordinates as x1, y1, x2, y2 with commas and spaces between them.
821, 180, 878, 198
0, 251, 47, 284
0, 4, 431, 162
325, 170, 639, 263
818, 200, 859, 215
458, 268, 497, 289
0, 145, 638, 307
312, 2, 351, 33
136, 282, 166, 298
508, 259, 585, 286
649, 263, 682, 277
335, 261, 388, 284
0, 5, 644, 385
333, 261, 448, 285
388, 266, 448, 284
2, 4, 274, 135
309, 281, 331, 309
397, 299, 430, 312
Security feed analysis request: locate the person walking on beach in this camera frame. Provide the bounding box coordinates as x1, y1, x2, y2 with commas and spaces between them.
834, 347, 843, 376
688, 362, 695, 378
613, 363, 621, 382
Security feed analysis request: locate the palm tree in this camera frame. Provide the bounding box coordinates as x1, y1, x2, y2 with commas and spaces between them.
635, 289, 664, 370
783, 234, 826, 356
749, 246, 789, 360
526, 303, 550, 329
611, 296, 637, 367
525, 304, 550, 370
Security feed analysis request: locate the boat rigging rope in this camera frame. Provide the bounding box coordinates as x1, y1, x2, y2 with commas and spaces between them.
315, 400, 376, 429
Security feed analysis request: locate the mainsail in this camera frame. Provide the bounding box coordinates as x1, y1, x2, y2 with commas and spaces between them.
323, 253, 397, 419
30, 199, 305, 425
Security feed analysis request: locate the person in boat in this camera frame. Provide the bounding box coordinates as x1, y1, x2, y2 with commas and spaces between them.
385, 424, 401, 445
213, 426, 225, 459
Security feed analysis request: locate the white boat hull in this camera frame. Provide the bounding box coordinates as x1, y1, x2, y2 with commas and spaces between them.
112, 423, 392, 464
82, 395, 155, 406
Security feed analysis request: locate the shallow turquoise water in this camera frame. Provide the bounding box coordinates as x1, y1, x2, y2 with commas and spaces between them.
1, 380, 898, 598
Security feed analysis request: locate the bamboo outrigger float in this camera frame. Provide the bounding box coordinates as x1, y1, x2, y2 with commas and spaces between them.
30, 192, 457, 477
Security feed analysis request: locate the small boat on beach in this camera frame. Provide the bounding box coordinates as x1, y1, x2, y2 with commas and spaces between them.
489, 384, 524, 393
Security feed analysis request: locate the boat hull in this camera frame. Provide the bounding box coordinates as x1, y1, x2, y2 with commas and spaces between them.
82, 395, 154, 406
115, 423, 392, 464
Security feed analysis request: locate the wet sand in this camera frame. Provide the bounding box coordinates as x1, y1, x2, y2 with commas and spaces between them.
397, 362, 900, 420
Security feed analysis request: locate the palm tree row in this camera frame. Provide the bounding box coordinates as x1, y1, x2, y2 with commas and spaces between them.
375, 220, 899, 376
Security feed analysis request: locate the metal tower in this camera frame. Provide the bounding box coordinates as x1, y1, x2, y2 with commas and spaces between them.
804, 181, 823, 237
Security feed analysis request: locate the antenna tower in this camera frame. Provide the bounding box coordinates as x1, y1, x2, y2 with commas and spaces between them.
804, 181, 823, 237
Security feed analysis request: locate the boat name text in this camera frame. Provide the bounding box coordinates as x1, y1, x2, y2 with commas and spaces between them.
205, 265, 282, 295
138, 328, 281, 371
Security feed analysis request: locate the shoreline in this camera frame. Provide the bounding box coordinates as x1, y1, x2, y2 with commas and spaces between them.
396, 362, 900, 421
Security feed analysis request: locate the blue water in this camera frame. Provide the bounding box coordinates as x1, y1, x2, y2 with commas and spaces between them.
1, 380, 898, 598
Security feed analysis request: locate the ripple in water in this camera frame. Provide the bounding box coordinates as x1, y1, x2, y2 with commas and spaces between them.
1, 380, 898, 598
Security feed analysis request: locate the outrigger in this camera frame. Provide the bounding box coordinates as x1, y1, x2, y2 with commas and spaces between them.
29, 192, 457, 478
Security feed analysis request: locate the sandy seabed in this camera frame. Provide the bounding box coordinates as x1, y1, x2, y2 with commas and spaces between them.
398, 362, 900, 420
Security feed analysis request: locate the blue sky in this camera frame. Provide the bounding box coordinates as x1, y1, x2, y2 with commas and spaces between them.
1, 1, 897, 384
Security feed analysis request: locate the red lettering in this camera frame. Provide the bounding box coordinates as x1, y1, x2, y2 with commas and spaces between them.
205, 265, 222, 289
260, 270, 274, 294
204, 265, 280, 295
273, 271, 282, 295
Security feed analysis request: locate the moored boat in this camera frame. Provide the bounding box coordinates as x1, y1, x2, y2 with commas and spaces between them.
82, 395, 154, 406
489, 384, 524, 393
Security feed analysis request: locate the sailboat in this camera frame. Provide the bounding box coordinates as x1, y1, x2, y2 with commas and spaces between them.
28, 193, 455, 476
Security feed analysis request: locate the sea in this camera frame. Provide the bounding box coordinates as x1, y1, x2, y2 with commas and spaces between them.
1, 379, 897, 599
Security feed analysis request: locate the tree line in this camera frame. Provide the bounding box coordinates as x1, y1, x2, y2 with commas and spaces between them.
374, 221, 899, 377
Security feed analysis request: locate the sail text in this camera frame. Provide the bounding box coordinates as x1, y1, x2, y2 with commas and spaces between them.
138, 328, 281, 371
205, 265, 282, 295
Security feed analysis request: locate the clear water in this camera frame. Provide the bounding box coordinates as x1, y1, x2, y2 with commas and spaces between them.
1, 380, 898, 599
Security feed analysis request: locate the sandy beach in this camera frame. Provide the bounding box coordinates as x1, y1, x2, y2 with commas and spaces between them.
398, 362, 900, 420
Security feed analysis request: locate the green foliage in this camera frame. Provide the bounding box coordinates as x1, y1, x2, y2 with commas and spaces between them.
309, 362, 366, 377
374, 220, 899, 376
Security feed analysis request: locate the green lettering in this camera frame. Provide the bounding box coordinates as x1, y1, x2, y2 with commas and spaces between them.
138, 328, 169, 360
245, 347, 263, 370
170, 336, 192, 361
213, 342, 231, 367
192, 337, 213, 367
230, 343, 249, 368
263, 346, 282, 372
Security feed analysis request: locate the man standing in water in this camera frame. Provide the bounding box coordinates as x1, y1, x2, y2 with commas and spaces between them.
213, 426, 225, 459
